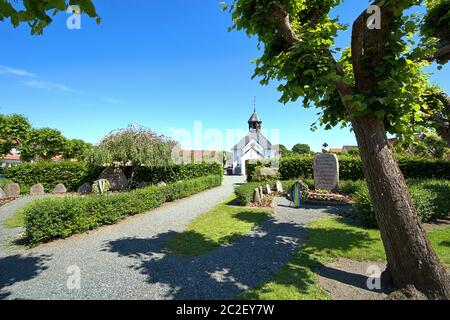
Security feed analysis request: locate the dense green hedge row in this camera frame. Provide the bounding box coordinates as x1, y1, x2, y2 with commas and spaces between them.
23, 175, 222, 245
4, 161, 102, 192
133, 162, 223, 186
247, 155, 450, 182
4, 161, 223, 192
352, 179, 450, 227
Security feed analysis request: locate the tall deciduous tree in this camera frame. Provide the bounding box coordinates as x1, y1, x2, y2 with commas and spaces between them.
86, 124, 177, 185
0, 113, 31, 156
19, 128, 67, 161
292, 143, 311, 154
62, 139, 92, 161
226, 0, 450, 298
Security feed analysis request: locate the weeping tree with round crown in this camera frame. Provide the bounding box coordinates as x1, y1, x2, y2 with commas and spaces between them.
224, 0, 450, 298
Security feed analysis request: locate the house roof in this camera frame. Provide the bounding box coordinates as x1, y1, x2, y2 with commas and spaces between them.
329, 148, 343, 153
232, 131, 272, 151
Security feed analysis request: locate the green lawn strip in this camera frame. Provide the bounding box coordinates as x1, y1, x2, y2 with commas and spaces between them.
241, 216, 450, 300
2, 208, 25, 229
166, 197, 272, 256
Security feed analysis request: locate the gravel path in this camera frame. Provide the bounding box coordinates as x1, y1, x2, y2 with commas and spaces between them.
0, 195, 52, 254
0, 180, 340, 300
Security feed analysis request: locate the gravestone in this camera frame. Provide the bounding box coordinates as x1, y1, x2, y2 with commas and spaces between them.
78, 183, 92, 195
313, 153, 339, 191
259, 186, 264, 198
0, 188, 6, 199
265, 184, 272, 194
275, 181, 283, 193
4, 183, 20, 198
137, 182, 148, 189
157, 182, 167, 187
30, 183, 45, 195
99, 167, 128, 191
53, 183, 67, 194
253, 188, 261, 204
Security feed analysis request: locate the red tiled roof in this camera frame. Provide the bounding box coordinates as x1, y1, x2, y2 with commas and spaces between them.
3, 153, 20, 161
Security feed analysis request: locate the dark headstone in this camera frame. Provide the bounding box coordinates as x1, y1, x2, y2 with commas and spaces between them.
30, 183, 45, 195
78, 183, 92, 195
99, 167, 128, 191
314, 153, 339, 191
136, 182, 148, 189
4, 183, 20, 198
53, 183, 67, 194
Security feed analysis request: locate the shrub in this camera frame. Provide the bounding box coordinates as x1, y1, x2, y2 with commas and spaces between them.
23, 175, 222, 245
273, 155, 450, 182
234, 182, 264, 206
4, 161, 101, 192
4, 161, 223, 193
133, 162, 223, 186
353, 179, 450, 227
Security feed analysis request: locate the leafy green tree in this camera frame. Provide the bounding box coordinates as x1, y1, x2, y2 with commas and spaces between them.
62, 139, 92, 161
291, 143, 311, 154
225, 0, 450, 297
0, 0, 100, 35
19, 128, 67, 161
274, 144, 290, 156
0, 114, 31, 156
86, 125, 177, 185
346, 148, 360, 157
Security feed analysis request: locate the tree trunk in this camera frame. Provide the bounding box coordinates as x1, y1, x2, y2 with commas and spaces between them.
351, 115, 450, 299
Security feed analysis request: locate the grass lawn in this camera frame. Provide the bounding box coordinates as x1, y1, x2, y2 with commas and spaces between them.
241, 216, 450, 300
166, 197, 272, 255
2, 208, 25, 229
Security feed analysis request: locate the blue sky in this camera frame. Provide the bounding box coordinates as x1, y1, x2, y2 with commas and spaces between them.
0, 0, 448, 152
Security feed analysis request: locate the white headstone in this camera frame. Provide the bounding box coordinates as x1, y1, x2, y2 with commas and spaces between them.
265, 184, 272, 194
275, 181, 283, 193
253, 188, 261, 204
314, 153, 339, 191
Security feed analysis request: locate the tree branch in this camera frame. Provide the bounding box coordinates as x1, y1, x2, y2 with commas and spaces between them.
425, 44, 450, 64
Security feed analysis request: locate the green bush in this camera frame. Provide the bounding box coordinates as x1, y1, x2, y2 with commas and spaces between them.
234, 182, 264, 206
274, 155, 450, 182
133, 162, 223, 186
353, 179, 450, 227
4, 161, 223, 193
4, 161, 102, 192
23, 175, 222, 245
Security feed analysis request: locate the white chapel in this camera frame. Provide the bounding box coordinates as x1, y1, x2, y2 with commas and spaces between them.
231, 107, 279, 175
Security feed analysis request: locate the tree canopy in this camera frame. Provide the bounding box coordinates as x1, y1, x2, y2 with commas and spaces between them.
291, 143, 311, 154
0, 0, 100, 34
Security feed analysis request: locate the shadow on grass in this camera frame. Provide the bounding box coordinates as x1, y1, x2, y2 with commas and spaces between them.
440, 240, 450, 247
0, 253, 51, 299
103, 210, 383, 299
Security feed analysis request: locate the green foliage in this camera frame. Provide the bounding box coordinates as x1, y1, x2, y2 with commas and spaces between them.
23, 175, 222, 245
133, 162, 223, 186
395, 132, 449, 159
62, 139, 92, 160
0, 114, 31, 156
234, 181, 264, 206
19, 127, 67, 162
85, 124, 178, 185
291, 143, 311, 154
275, 154, 450, 181
250, 165, 280, 182
92, 179, 110, 195
4, 161, 102, 192
422, 0, 450, 40
0, 0, 100, 35
353, 179, 450, 227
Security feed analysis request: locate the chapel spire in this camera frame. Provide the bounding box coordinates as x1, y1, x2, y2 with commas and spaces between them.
248, 97, 262, 132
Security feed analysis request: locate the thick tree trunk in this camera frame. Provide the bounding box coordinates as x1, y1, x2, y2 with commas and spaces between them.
352, 115, 450, 299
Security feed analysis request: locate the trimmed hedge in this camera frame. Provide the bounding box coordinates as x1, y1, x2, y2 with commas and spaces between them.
133, 162, 223, 186
23, 175, 222, 245
4, 161, 102, 192
247, 155, 450, 182
353, 179, 450, 227
4, 161, 223, 193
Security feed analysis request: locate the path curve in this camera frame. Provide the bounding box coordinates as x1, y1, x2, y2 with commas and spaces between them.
0, 178, 342, 300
